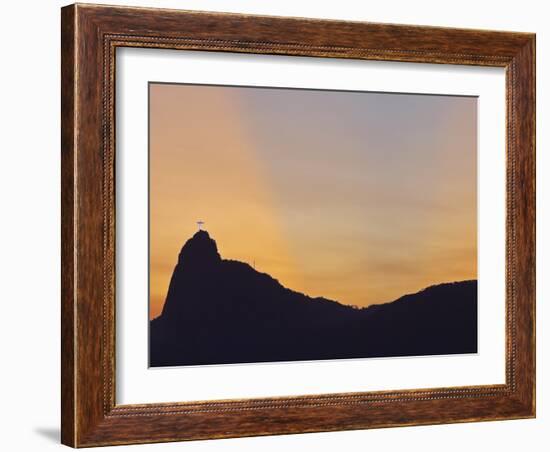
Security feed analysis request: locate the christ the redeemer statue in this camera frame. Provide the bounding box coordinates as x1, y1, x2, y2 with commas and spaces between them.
197, 220, 205, 231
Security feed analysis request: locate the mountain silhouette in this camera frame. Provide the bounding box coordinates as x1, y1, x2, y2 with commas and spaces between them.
150, 230, 477, 367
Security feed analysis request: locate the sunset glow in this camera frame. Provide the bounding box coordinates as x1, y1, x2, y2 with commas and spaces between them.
149, 83, 477, 319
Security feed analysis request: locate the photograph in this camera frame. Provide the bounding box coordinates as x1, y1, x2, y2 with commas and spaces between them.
49, 1, 537, 448
148, 83, 479, 367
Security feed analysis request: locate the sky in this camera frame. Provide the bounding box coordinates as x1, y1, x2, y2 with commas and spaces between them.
149, 83, 477, 319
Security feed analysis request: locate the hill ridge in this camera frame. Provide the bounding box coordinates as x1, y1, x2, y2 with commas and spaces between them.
150, 230, 477, 367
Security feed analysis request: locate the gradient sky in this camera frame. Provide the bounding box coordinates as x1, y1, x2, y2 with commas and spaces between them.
149, 83, 477, 319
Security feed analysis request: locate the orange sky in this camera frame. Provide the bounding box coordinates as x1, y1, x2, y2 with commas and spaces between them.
149, 83, 477, 319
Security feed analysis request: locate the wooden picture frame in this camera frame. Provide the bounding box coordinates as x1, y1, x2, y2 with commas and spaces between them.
61, 3, 535, 447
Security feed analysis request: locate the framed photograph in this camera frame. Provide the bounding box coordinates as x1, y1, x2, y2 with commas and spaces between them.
61, 3, 535, 447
